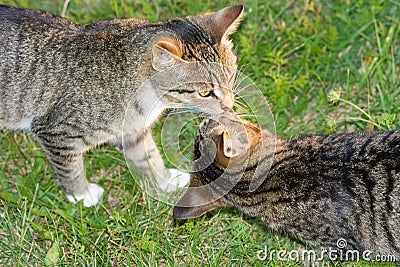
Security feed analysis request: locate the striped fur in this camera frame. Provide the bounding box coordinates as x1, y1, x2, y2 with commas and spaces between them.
0, 5, 243, 206
174, 115, 400, 260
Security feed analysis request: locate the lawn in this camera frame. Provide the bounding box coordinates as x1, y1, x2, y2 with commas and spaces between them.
0, 0, 399, 266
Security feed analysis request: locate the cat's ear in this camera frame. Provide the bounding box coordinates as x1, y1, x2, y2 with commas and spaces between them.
152, 39, 185, 71
173, 179, 227, 219
205, 5, 244, 43
222, 130, 249, 158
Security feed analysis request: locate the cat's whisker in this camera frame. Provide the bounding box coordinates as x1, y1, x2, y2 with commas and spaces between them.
166, 110, 202, 117
233, 82, 255, 95
233, 99, 251, 110
234, 95, 262, 100
233, 102, 250, 113
232, 76, 249, 93
233, 87, 251, 97
167, 106, 198, 112
236, 63, 249, 74
233, 68, 251, 85
233, 97, 250, 105
234, 108, 249, 115
234, 100, 248, 110
233, 66, 249, 86
237, 114, 259, 119
233, 72, 247, 84
165, 104, 202, 113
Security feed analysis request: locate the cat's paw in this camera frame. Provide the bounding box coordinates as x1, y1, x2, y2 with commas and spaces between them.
158, 169, 190, 192
65, 183, 105, 207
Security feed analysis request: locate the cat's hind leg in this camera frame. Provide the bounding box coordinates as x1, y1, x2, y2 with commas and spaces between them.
34, 133, 104, 207
49, 150, 104, 207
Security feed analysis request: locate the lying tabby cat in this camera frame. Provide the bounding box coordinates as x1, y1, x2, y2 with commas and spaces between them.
174, 113, 400, 260
0, 4, 243, 206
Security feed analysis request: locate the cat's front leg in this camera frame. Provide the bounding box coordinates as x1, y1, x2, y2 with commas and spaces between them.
35, 135, 104, 207
124, 130, 190, 192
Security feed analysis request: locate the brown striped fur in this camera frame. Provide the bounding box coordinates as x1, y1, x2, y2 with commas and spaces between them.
174, 113, 400, 260
0, 4, 243, 206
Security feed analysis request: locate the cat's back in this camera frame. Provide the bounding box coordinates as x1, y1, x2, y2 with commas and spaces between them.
0, 5, 146, 130
283, 129, 400, 166
82, 18, 149, 34
269, 129, 400, 256
0, 5, 78, 129
0, 4, 77, 31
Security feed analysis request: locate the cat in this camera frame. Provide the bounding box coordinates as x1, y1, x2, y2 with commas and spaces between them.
174, 112, 400, 261
0, 4, 243, 207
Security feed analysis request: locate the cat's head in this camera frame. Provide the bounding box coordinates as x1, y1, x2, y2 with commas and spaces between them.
149, 5, 244, 114
173, 113, 265, 219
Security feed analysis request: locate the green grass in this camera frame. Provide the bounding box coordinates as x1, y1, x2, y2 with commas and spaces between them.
1, 0, 399, 266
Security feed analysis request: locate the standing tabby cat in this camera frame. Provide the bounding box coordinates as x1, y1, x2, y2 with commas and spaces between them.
174, 113, 400, 260
0, 4, 243, 206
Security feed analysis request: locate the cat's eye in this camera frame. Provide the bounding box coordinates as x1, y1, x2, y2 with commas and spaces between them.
199, 91, 214, 97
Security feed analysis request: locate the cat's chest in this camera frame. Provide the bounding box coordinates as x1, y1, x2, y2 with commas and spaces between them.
123, 88, 166, 134
88, 104, 165, 148
126, 107, 165, 132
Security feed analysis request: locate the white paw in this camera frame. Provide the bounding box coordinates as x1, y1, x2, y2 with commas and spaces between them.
65, 183, 105, 207
158, 168, 190, 192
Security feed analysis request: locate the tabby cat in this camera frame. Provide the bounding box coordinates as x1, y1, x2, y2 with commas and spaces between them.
174, 112, 400, 260
0, 4, 243, 206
